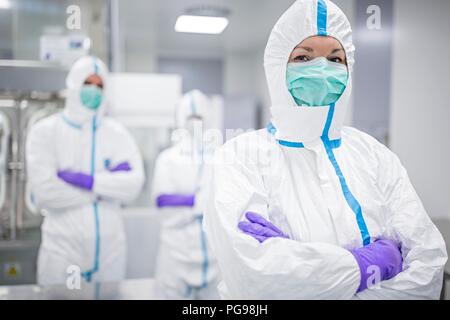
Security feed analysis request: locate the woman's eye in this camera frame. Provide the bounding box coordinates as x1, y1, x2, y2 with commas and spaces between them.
293, 55, 310, 62
328, 57, 343, 63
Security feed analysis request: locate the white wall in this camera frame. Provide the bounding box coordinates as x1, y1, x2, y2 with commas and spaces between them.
224, 50, 259, 97
223, 46, 270, 127
334, 0, 355, 126
224, 47, 269, 97
116, 0, 158, 72
159, 57, 223, 94
390, 0, 450, 220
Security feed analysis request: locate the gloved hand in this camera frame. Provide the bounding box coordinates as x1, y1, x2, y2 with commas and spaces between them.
57, 170, 94, 191
350, 239, 403, 293
109, 161, 132, 172
156, 194, 195, 208
238, 211, 289, 243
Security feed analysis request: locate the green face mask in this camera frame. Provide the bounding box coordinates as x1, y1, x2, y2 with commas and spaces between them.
80, 84, 103, 110
286, 57, 348, 107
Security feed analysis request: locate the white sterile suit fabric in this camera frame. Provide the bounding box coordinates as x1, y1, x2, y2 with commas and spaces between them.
204, 0, 447, 299
152, 90, 221, 299
27, 56, 145, 285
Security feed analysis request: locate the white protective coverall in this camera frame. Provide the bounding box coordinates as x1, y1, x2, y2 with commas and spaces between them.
27, 56, 145, 285
204, 0, 447, 299
152, 90, 222, 299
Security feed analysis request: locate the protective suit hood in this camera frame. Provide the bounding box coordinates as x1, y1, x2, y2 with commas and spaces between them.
176, 90, 216, 130
173, 90, 222, 153
265, 0, 355, 143
63, 56, 109, 126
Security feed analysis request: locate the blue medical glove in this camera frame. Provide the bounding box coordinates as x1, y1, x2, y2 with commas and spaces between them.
156, 194, 195, 208
238, 211, 289, 243
350, 239, 403, 293
57, 170, 94, 191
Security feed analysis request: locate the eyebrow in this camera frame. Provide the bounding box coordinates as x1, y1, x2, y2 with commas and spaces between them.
295, 45, 314, 52
294, 46, 344, 54
330, 48, 344, 54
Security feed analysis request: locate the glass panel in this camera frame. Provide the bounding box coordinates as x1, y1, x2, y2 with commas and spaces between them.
0, 0, 108, 65
0, 111, 10, 239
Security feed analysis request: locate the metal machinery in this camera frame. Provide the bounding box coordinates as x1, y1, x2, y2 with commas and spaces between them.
0, 60, 67, 285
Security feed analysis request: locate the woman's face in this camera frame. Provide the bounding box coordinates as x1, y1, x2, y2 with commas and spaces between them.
288, 36, 347, 65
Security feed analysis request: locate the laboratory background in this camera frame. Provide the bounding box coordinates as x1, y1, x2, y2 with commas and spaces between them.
0, 0, 449, 299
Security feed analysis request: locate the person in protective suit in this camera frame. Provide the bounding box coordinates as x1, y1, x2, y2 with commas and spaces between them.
152, 90, 222, 299
204, 0, 447, 299
27, 56, 145, 285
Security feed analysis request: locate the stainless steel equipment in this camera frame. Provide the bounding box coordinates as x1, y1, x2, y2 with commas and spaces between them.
0, 60, 66, 285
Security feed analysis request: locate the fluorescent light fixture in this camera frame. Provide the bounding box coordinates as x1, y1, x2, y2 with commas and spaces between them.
175, 15, 229, 34
0, 0, 11, 9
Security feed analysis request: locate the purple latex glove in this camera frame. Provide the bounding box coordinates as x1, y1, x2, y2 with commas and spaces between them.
109, 161, 132, 172
156, 194, 195, 208
238, 211, 289, 243
57, 170, 94, 191
350, 239, 403, 293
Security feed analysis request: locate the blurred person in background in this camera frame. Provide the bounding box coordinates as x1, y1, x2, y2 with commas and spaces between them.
27, 56, 145, 285
151, 90, 222, 299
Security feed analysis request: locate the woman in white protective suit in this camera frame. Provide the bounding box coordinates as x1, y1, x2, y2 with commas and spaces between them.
151, 90, 221, 299
27, 56, 145, 285
204, 0, 447, 299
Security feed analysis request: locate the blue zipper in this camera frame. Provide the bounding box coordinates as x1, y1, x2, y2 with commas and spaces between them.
81, 116, 101, 281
